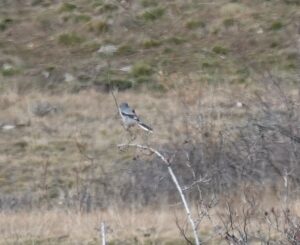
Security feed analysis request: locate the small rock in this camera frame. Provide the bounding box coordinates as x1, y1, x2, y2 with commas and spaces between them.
97, 44, 118, 55
119, 65, 132, 73
257, 28, 264, 34
64, 73, 75, 82
236, 101, 243, 108
1, 124, 16, 131
42, 71, 50, 78
2, 63, 13, 71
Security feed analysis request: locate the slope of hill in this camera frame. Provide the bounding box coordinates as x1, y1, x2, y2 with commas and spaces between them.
0, 0, 299, 93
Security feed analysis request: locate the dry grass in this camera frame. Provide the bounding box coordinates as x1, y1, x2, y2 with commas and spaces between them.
1, 189, 300, 244
0, 207, 192, 244
1, 83, 298, 196
0, 85, 260, 243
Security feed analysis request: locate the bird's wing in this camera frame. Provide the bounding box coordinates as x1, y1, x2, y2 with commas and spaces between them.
121, 107, 139, 120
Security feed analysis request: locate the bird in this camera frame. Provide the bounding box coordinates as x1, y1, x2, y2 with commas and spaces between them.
119, 102, 153, 132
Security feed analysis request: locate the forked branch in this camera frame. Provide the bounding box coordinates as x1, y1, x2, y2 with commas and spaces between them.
117, 143, 201, 245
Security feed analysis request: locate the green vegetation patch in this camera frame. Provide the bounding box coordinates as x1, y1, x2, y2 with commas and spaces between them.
165, 36, 186, 45
140, 0, 158, 7
212, 45, 229, 55
131, 62, 153, 77
117, 44, 136, 56
270, 21, 283, 31
81, 41, 101, 53
148, 83, 166, 92
92, 0, 104, 7
1, 64, 19, 76
186, 20, 206, 29
98, 3, 118, 13
88, 20, 109, 34
270, 41, 279, 48
0, 18, 13, 31
141, 7, 165, 21
59, 3, 77, 12
73, 14, 91, 23
95, 79, 133, 91
58, 33, 85, 46
223, 18, 236, 27
202, 62, 215, 69
110, 79, 133, 90
142, 39, 162, 48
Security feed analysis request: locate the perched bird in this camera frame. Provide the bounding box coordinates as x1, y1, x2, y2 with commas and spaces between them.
119, 102, 153, 132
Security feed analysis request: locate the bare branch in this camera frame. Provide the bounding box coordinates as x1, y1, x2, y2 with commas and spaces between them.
117, 143, 201, 245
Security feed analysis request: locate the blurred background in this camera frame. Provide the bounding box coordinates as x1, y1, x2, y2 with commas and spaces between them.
0, 0, 300, 244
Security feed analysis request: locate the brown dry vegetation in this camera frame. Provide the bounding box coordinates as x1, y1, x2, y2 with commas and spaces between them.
0, 0, 300, 244
1, 191, 300, 244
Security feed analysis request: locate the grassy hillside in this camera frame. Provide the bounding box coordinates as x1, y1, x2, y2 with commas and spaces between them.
0, 0, 299, 93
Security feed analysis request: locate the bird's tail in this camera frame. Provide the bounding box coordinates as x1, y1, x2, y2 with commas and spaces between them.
138, 122, 153, 133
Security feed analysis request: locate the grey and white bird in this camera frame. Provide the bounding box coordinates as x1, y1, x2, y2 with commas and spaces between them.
119, 102, 153, 132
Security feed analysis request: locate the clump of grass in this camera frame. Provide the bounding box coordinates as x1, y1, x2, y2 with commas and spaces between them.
117, 44, 135, 56
88, 20, 109, 34
31, 0, 43, 5
98, 3, 118, 12
78, 74, 90, 84
286, 52, 298, 61
46, 66, 55, 72
61, 14, 72, 23
142, 39, 161, 48
202, 62, 213, 68
58, 33, 85, 46
141, 7, 165, 21
0, 18, 13, 31
185, 20, 205, 29
95, 79, 133, 91
48, 187, 60, 199
163, 47, 173, 53
202, 59, 219, 70
285, 63, 296, 70
236, 67, 250, 83
59, 3, 77, 12
92, 0, 103, 7
212, 45, 228, 55
135, 76, 151, 85
140, 0, 158, 7
212, 28, 219, 35
131, 62, 153, 77
1, 64, 19, 76
110, 79, 133, 90
270, 21, 283, 31
283, 0, 300, 5
81, 41, 101, 53
223, 18, 236, 27
73, 14, 91, 23
148, 83, 166, 92
270, 41, 279, 48
165, 36, 186, 45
